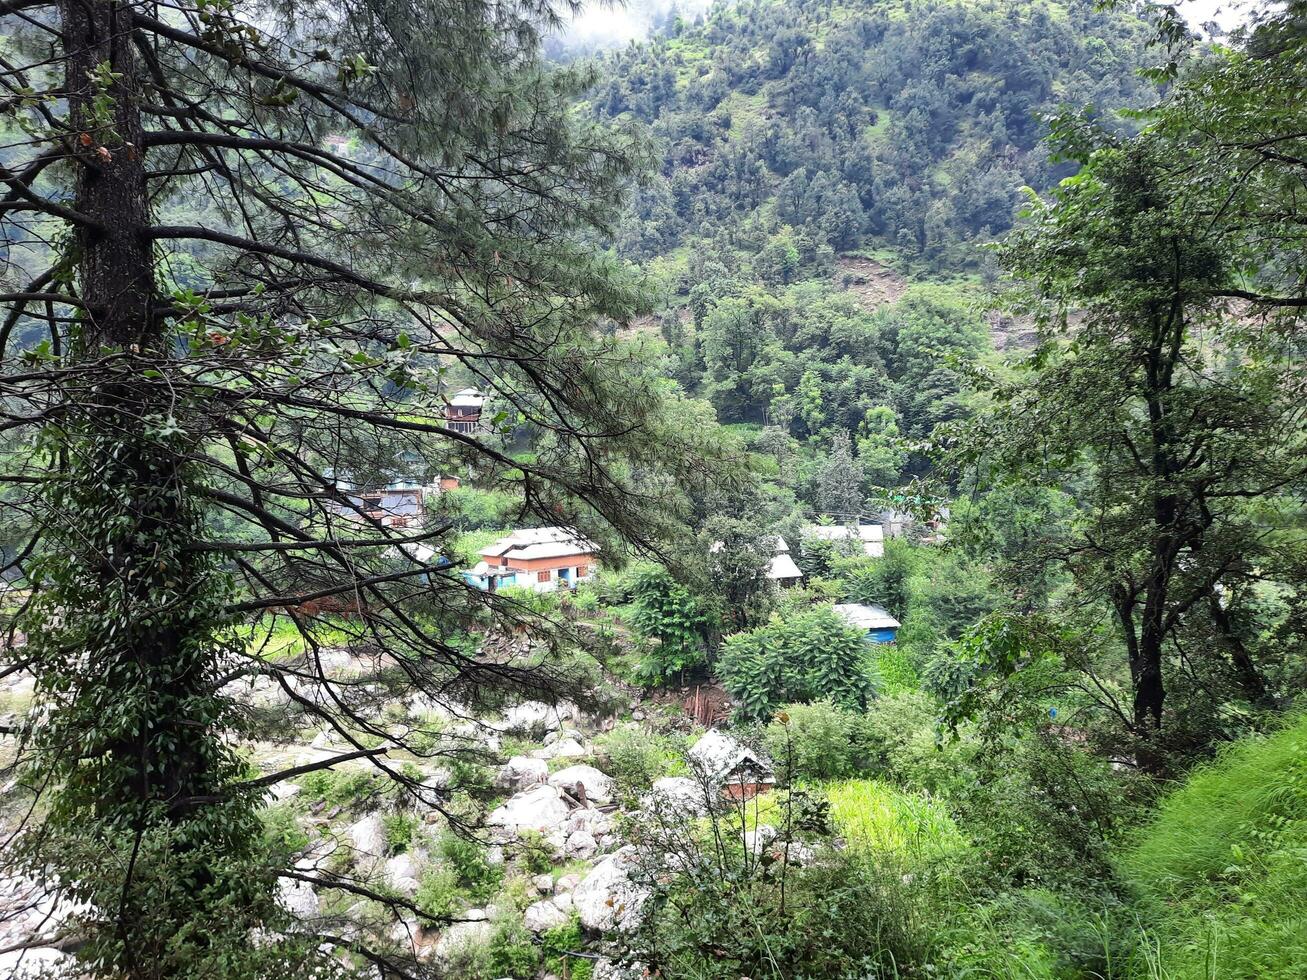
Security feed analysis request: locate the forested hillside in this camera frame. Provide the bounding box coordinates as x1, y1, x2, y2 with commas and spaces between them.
572, 0, 1158, 488
598, 0, 1156, 268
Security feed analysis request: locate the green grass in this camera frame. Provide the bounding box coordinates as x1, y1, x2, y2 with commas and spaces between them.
1118, 715, 1307, 979
825, 778, 966, 862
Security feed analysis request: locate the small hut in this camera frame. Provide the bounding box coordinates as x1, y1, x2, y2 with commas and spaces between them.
689, 730, 775, 800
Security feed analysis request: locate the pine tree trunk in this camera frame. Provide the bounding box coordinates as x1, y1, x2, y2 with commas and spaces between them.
60, 0, 210, 813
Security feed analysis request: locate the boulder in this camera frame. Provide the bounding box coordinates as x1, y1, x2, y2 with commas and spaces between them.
551, 890, 574, 911
486, 785, 570, 833
347, 813, 385, 859
499, 700, 562, 736
276, 877, 318, 919
565, 808, 614, 837
572, 847, 649, 933
565, 831, 598, 861
384, 851, 424, 897
531, 873, 554, 894
645, 777, 709, 817
554, 873, 582, 894
523, 898, 569, 933
495, 756, 548, 793
532, 738, 586, 761
543, 727, 584, 747
548, 765, 614, 804
432, 920, 493, 963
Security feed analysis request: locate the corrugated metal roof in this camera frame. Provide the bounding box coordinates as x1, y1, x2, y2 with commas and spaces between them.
480, 526, 599, 561
832, 602, 901, 631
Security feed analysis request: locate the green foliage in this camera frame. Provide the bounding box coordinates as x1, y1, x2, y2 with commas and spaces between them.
482, 916, 542, 978
298, 767, 383, 809
825, 778, 966, 863
541, 916, 592, 979
628, 564, 713, 685
596, 723, 686, 804
764, 700, 865, 783
383, 810, 419, 855
514, 829, 555, 876
415, 866, 465, 919
261, 805, 310, 859
719, 606, 878, 721
837, 538, 917, 619
1119, 715, 1307, 978
441, 831, 503, 900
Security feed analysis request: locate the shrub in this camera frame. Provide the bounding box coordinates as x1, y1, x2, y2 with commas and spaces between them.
541, 916, 592, 979
514, 829, 555, 875
596, 723, 686, 803
718, 606, 877, 721
764, 700, 864, 783
382, 811, 419, 855
260, 804, 309, 858
297, 767, 381, 809
415, 866, 464, 919
441, 831, 502, 900
482, 916, 541, 978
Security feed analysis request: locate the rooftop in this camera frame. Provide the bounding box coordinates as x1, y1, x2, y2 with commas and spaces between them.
832, 602, 901, 631
479, 526, 600, 562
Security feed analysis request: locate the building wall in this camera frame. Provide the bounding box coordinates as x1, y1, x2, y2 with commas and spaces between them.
476, 552, 598, 592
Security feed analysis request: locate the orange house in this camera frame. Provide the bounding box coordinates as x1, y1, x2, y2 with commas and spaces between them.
467, 527, 599, 592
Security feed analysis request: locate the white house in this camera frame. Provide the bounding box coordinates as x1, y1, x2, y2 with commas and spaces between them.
802, 522, 885, 557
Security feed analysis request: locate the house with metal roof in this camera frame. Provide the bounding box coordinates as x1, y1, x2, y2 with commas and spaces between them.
465, 526, 599, 593
802, 522, 885, 557
832, 602, 901, 644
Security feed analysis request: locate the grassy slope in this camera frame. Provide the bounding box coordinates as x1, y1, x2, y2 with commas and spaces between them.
1118, 715, 1307, 979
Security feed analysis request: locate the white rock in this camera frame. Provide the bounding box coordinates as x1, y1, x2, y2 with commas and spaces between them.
276, 877, 319, 919
486, 785, 570, 833
565, 831, 598, 860
644, 776, 709, 817
495, 755, 548, 793
548, 765, 613, 804
554, 873, 582, 893
433, 920, 493, 963
551, 890, 574, 911
543, 727, 583, 746
422, 768, 453, 792
384, 851, 424, 897
347, 814, 385, 859
565, 808, 614, 837
523, 898, 569, 933
532, 738, 586, 761
462, 907, 490, 922
499, 700, 562, 735
532, 874, 555, 894
572, 847, 650, 933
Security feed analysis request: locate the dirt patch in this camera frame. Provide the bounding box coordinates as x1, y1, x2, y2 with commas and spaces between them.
835, 255, 908, 312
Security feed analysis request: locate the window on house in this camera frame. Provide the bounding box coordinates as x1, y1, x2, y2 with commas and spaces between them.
537, 570, 551, 583
576, 565, 588, 577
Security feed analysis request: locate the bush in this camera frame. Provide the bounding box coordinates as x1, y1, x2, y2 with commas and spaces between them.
541, 916, 592, 979
514, 829, 555, 875
415, 866, 464, 919
382, 811, 419, 854
482, 916, 541, 978
297, 767, 382, 809
764, 700, 865, 783
719, 606, 877, 721
596, 723, 686, 803
441, 831, 502, 900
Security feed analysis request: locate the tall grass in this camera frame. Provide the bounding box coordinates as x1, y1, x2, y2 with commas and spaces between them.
825, 777, 966, 861
1118, 714, 1307, 979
